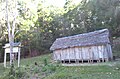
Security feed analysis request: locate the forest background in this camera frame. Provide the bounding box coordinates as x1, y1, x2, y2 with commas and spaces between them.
0, 0, 120, 62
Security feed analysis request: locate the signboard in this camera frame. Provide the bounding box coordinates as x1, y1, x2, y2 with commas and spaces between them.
5, 47, 19, 53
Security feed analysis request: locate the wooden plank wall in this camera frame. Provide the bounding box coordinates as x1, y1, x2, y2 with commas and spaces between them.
53, 44, 112, 63
106, 44, 113, 60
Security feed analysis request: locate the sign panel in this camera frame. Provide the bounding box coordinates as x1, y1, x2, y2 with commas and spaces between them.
5, 47, 19, 53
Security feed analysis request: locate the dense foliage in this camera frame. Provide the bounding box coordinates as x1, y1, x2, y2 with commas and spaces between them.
0, 0, 120, 61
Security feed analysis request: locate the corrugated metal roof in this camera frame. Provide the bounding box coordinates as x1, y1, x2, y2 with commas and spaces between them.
50, 29, 110, 50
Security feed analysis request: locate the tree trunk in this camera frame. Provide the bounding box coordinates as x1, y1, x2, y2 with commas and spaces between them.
6, 0, 13, 65
6, 0, 17, 65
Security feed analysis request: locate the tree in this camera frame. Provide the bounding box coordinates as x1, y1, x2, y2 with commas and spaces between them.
5, 0, 17, 65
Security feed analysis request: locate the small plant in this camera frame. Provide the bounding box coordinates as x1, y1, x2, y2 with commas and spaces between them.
41, 66, 47, 72
48, 64, 56, 72
32, 66, 40, 73
15, 67, 25, 78
56, 60, 61, 67
43, 58, 48, 66
9, 63, 15, 76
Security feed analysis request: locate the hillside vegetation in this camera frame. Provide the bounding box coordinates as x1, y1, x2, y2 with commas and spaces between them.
0, 54, 120, 79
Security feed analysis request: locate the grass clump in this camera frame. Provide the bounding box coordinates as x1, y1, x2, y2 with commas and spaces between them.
0, 64, 25, 79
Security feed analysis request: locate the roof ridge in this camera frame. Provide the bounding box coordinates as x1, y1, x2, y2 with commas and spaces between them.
56, 29, 108, 40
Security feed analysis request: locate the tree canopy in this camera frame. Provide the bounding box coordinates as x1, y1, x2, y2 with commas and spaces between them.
0, 0, 120, 60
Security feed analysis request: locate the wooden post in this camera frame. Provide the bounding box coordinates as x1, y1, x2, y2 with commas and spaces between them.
91, 59, 93, 63
82, 60, 83, 63
68, 48, 70, 63
105, 45, 109, 62
97, 46, 100, 63
81, 48, 83, 63
105, 58, 108, 62
18, 48, 20, 67
102, 45, 104, 62
74, 48, 77, 63
88, 60, 90, 63
60, 50, 62, 63
89, 47, 91, 63
63, 60, 65, 63
97, 60, 99, 63
102, 58, 104, 62
4, 52, 7, 67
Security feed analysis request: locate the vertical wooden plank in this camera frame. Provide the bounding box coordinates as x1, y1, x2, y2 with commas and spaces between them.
4, 52, 7, 67
55, 50, 58, 60
66, 48, 69, 60
87, 47, 90, 60
62, 49, 66, 61
101, 45, 104, 62
89, 46, 93, 63
97, 46, 100, 62
84, 46, 90, 61
63, 48, 69, 61
72, 47, 75, 62
78, 47, 82, 61
69, 48, 75, 60
55, 50, 61, 61
60, 50, 62, 63
92, 46, 95, 63
81, 47, 83, 63
18, 48, 20, 67
82, 47, 86, 60
106, 44, 110, 62
69, 48, 71, 60
73, 48, 76, 63
68, 48, 70, 63
88, 47, 90, 63
98, 45, 103, 62
75, 47, 79, 63
108, 44, 113, 60
103, 45, 108, 62
61, 50, 64, 61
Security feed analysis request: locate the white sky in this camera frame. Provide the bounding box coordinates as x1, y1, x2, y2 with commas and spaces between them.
45, 0, 82, 7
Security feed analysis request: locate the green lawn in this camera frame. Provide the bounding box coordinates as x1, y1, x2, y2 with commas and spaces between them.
0, 54, 120, 79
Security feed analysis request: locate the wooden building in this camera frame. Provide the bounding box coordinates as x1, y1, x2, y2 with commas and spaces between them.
50, 29, 113, 63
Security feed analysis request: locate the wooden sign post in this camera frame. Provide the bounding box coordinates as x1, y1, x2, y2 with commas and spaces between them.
3, 42, 21, 67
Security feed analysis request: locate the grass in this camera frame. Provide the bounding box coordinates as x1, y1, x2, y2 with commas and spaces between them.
0, 53, 120, 79
45, 65, 120, 79
0, 64, 5, 76
20, 54, 52, 66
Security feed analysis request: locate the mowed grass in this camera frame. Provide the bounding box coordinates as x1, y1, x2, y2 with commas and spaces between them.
0, 53, 120, 79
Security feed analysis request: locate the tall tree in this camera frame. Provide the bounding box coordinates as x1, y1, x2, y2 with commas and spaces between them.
6, 0, 17, 65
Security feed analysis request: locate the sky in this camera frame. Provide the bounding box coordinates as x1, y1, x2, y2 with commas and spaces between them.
45, 0, 82, 7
